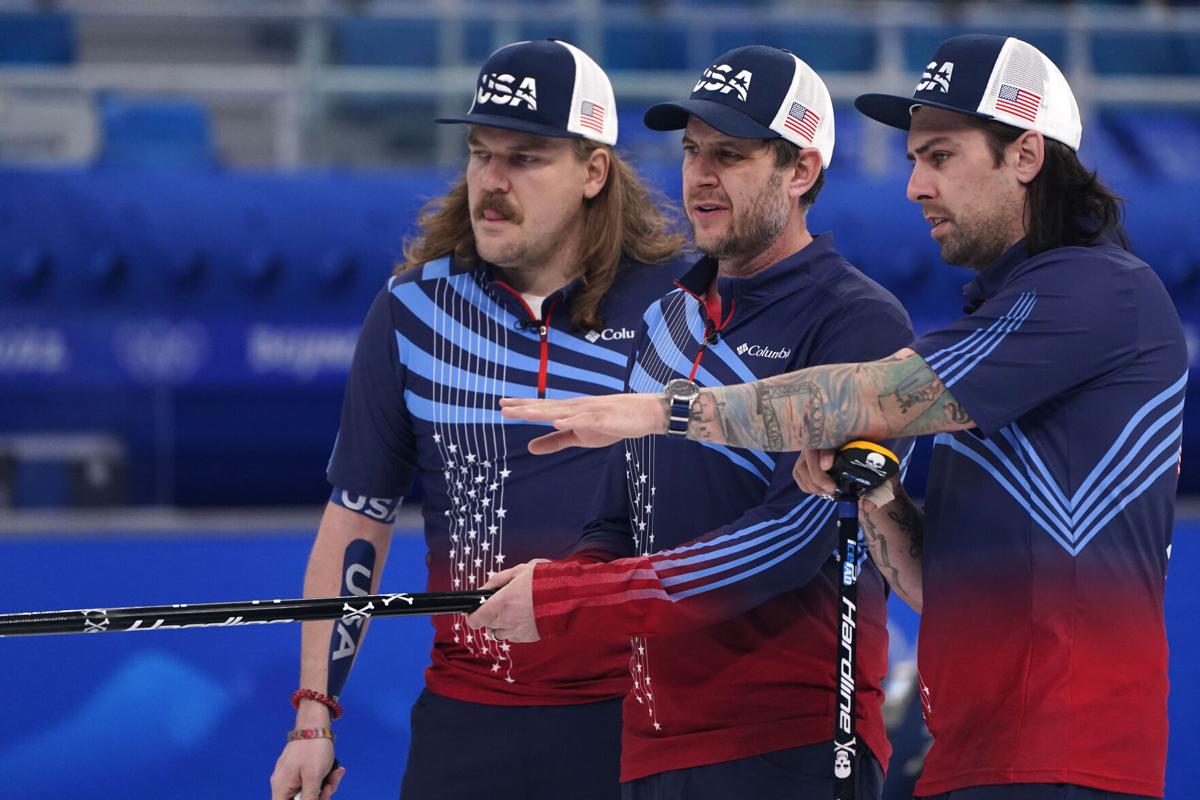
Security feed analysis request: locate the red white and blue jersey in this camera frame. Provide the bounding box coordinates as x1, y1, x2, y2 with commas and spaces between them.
910, 239, 1187, 797
327, 254, 685, 706
530, 234, 914, 781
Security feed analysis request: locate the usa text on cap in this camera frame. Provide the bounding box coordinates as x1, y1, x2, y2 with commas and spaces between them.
436, 39, 618, 146
643, 45, 835, 168
855, 34, 1081, 150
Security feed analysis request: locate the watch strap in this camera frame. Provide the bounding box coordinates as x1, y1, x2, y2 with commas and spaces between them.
666, 397, 691, 438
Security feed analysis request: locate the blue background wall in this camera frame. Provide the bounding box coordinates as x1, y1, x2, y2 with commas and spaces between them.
3, 165, 1198, 506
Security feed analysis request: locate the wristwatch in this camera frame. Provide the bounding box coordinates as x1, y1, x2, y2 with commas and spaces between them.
663, 378, 701, 439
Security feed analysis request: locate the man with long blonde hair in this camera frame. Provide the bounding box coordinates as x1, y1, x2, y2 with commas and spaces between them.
270, 39, 684, 800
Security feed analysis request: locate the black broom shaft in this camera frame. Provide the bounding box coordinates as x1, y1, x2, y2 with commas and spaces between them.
0, 590, 494, 637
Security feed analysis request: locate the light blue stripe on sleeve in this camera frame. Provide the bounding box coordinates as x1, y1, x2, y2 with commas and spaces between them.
668, 505, 834, 600
926, 292, 1036, 387
656, 494, 822, 566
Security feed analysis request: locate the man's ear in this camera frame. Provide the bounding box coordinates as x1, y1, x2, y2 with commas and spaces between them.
583, 146, 611, 200
787, 147, 823, 202
1011, 129, 1045, 186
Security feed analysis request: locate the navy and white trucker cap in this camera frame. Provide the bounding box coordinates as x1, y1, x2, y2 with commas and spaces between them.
855, 35, 1081, 150
644, 45, 835, 167
436, 39, 617, 146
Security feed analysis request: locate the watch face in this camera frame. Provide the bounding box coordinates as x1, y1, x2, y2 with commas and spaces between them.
665, 378, 700, 401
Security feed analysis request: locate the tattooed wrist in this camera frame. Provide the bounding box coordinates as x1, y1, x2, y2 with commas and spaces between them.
686, 390, 727, 444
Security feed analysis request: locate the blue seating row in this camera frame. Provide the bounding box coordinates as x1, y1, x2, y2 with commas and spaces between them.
332, 18, 1200, 75
2, 12, 1197, 75
1, 165, 1196, 504
2, 166, 1197, 309
2, 164, 1190, 304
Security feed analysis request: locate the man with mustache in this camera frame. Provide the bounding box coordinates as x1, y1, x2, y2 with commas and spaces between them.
490, 35, 1185, 800
470, 46, 912, 799
269, 39, 685, 800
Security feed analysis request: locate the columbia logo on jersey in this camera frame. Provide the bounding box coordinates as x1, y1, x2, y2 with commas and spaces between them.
736, 342, 791, 359
693, 64, 753, 102
476, 73, 538, 110
585, 327, 636, 343
916, 61, 954, 93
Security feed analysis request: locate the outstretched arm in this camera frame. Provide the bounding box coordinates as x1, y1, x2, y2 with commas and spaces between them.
501, 348, 975, 454
690, 348, 973, 450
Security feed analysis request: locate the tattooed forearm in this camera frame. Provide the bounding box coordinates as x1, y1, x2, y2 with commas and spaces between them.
689, 364, 868, 450
860, 490, 925, 612
860, 509, 918, 607
888, 499, 925, 559
755, 378, 832, 450
893, 368, 944, 413
683, 349, 976, 451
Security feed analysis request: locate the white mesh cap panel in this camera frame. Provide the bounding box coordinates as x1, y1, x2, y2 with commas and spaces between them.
767, 54, 835, 167
980, 37, 1081, 150
560, 39, 618, 145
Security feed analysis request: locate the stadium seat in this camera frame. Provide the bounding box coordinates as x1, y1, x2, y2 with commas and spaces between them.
0, 12, 74, 65
1090, 31, 1200, 75
603, 22, 691, 71
1099, 106, 1200, 180
333, 17, 440, 67
462, 19, 497, 62
712, 25, 877, 73
517, 22, 581, 46
95, 95, 216, 170
1123, 184, 1200, 291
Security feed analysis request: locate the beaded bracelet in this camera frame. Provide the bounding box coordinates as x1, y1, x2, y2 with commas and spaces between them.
291, 688, 343, 720
287, 727, 335, 742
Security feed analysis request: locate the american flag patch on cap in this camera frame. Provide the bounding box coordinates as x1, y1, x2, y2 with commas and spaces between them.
784, 101, 820, 142
995, 83, 1041, 123
579, 100, 606, 134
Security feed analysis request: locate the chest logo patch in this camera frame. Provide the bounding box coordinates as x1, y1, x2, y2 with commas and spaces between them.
736, 341, 791, 360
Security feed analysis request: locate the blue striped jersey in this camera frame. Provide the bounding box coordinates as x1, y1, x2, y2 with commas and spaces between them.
327, 254, 687, 705
910, 238, 1187, 797
530, 233, 915, 781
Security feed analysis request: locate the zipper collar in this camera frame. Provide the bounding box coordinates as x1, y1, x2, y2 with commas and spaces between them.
472, 258, 579, 327
675, 232, 841, 317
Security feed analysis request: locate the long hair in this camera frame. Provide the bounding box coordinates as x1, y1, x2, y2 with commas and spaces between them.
399, 140, 685, 330
975, 118, 1128, 255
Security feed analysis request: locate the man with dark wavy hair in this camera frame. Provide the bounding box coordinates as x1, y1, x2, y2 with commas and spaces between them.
495, 35, 1185, 800
269, 39, 684, 800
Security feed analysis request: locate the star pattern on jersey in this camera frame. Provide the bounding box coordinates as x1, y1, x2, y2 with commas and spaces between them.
625, 436, 663, 734
618, 298, 698, 737
432, 419, 515, 681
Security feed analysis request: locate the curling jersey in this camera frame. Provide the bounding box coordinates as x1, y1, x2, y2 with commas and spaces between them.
327, 254, 684, 705
910, 239, 1186, 797
529, 234, 915, 780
